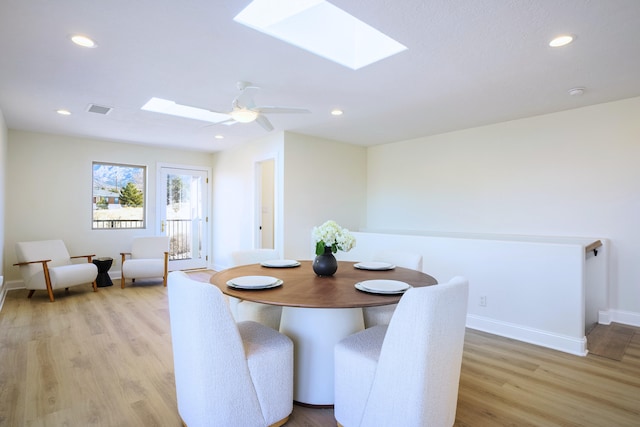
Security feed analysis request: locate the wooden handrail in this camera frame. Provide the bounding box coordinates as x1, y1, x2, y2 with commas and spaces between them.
585, 240, 602, 256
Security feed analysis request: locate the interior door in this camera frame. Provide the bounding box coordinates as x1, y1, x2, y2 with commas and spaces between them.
158, 166, 209, 270
256, 159, 275, 249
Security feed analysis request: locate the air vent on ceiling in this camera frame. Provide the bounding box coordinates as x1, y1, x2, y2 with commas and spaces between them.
87, 104, 112, 115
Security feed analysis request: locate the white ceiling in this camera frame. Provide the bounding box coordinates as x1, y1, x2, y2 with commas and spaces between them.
1, 0, 639, 153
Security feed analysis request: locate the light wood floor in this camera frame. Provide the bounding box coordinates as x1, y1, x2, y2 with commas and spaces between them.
1, 280, 639, 426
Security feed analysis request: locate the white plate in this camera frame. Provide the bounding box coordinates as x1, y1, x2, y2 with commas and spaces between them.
354, 261, 396, 271
227, 275, 280, 289
357, 279, 411, 294
260, 259, 301, 268
227, 279, 283, 290
355, 282, 410, 295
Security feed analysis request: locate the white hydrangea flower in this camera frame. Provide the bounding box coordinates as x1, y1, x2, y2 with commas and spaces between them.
312, 220, 356, 255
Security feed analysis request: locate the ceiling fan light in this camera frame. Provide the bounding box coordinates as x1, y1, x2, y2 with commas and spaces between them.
230, 108, 258, 123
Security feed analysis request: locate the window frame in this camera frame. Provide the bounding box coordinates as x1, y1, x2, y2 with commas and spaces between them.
92, 161, 147, 230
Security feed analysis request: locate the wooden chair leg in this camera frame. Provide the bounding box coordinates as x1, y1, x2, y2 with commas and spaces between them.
27, 290, 35, 299
43, 264, 55, 302
269, 416, 290, 427
163, 251, 169, 287
121, 252, 127, 289
92, 280, 98, 292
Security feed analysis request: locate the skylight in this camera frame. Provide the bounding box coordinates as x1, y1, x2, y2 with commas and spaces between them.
141, 98, 230, 123
234, 0, 407, 70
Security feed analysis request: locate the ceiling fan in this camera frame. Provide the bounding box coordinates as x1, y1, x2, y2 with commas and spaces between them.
212, 81, 311, 131
141, 81, 310, 132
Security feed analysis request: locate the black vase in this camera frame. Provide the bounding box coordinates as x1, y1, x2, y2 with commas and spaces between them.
313, 246, 338, 276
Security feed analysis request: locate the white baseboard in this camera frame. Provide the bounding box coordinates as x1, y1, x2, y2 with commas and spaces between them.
466, 314, 588, 356
4, 279, 24, 291
598, 310, 611, 325
600, 309, 640, 327
211, 263, 230, 272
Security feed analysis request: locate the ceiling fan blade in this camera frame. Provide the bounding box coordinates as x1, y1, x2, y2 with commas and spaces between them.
255, 114, 274, 132
209, 108, 232, 115
202, 118, 236, 129
254, 106, 311, 114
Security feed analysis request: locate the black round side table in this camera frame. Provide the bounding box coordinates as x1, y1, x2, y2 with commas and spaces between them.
93, 257, 114, 287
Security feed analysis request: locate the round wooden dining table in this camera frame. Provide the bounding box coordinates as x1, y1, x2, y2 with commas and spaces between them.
210, 260, 438, 406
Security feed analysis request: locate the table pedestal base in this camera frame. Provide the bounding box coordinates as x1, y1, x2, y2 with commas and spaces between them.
280, 307, 364, 406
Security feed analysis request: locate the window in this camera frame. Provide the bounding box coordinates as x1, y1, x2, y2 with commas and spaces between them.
92, 162, 146, 229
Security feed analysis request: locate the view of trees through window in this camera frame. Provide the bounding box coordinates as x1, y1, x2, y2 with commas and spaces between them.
92, 162, 146, 229
167, 174, 187, 211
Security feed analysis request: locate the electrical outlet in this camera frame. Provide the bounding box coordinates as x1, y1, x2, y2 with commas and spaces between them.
480, 296, 487, 307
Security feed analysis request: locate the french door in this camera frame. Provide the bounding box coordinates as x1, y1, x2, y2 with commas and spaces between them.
157, 165, 209, 270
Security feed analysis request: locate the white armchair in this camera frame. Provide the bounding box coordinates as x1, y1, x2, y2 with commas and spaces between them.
363, 250, 424, 328
167, 271, 293, 427
231, 249, 283, 330
334, 277, 469, 427
14, 239, 98, 302
120, 236, 169, 288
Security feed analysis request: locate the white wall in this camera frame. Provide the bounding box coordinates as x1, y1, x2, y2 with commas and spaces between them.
3, 130, 213, 283
283, 132, 367, 259
337, 231, 607, 355
210, 132, 284, 270
366, 96, 640, 324
0, 110, 7, 304
209, 132, 367, 269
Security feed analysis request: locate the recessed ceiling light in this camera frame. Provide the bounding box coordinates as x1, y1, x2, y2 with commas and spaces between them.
331, 109, 343, 116
214, 135, 224, 139
549, 35, 574, 47
568, 87, 585, 96
56, 109, 71, 115
71, 34, 97, 48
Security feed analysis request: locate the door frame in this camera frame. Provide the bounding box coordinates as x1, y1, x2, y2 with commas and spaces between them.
254, 154, 281, 255
255, 158, 275, 249
156, 162, 212, 271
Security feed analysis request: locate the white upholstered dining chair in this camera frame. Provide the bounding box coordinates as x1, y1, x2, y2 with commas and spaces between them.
120, 236, 169, 288
362, 250, 423, 328
334, 276, 469, 427
167, 271, 293, 427
14, 239, 98, 302
230, 249, 283, 330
